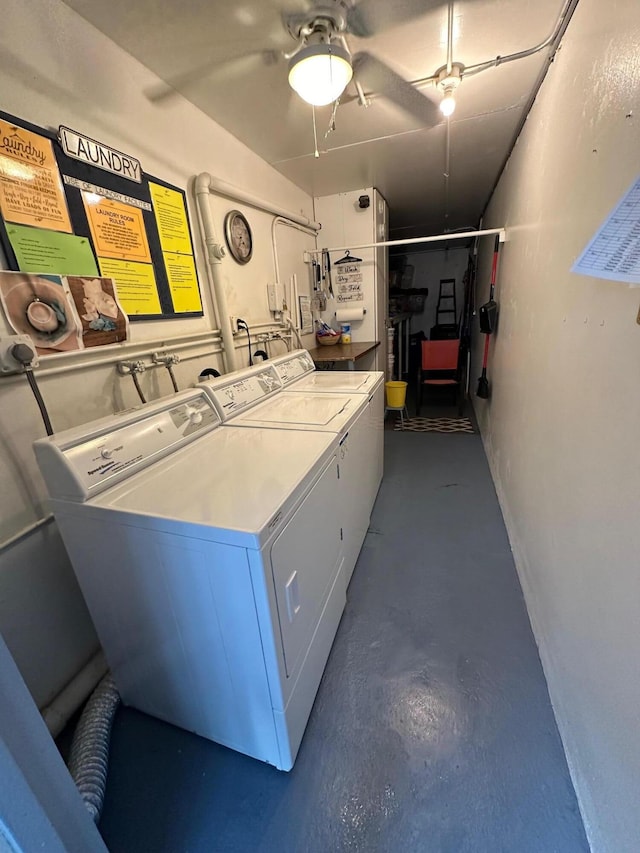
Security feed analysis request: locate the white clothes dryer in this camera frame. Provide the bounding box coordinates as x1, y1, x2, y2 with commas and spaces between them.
271, 350, 385, 504
34, 389, 346, 771
201, 363, 383, 585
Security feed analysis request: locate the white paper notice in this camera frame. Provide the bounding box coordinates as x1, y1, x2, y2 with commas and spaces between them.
298, 294, 313, 334
572, 177, 640, 285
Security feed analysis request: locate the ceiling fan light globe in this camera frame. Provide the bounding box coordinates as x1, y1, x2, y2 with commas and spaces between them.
440, 93, 456, 117
288, 43, 353, 107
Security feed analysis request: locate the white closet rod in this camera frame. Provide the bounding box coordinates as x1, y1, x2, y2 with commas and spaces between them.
307, 227, 506, 255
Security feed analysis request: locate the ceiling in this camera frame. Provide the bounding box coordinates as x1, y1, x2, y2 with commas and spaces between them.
62, 0, 572, 239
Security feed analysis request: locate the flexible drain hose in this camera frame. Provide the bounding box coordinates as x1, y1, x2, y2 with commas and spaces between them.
68, 673, 120, 822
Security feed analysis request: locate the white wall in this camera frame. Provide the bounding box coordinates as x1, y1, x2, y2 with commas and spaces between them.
0, 633, 106, 851
0, 0, 316, 709
473, 0, 640, 849
314, 189, 388, 372
393, 247, 469, 336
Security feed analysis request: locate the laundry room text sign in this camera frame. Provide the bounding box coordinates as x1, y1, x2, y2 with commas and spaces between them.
59, 127, 142, 183
334, 259, 364, 304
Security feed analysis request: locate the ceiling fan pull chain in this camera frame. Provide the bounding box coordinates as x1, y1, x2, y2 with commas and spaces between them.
312, 105, 320, 158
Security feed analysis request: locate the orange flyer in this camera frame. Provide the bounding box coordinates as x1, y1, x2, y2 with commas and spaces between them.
0, 121, 72, 233
82, 193, 152, 263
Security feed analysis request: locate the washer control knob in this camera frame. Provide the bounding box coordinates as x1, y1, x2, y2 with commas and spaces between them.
185, 407, 203, 425
100, 448, 113, 459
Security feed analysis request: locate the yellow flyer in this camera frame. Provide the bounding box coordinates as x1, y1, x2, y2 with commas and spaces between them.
163, 252, 202, 313
0, 121, 72, 233
83, 193, 152, 263
149, 182, 193, 256
98, 257, 161, 315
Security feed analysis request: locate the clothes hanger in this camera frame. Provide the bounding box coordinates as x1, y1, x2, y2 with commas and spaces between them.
334, 250, 363, 264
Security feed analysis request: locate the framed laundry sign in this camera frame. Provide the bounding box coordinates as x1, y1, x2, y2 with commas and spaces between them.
334, 251, 364, 304
0, 109, 203, 320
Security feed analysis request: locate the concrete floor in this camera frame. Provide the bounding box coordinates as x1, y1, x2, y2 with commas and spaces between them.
99, 430, 588, 853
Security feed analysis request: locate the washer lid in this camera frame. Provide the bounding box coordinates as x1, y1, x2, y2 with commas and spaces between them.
89, 425, 337, 548
288, 371, 383, 393
234, 392, 358, 429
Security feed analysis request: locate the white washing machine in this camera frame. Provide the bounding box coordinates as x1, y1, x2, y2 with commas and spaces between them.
33, 389, 346, 771
271, 349, 382, 396
201, 363, 383, 585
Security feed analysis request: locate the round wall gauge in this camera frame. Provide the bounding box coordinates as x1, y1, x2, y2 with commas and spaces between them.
224, 210, 253, 264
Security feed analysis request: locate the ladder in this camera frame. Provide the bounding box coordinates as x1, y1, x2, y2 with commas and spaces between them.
436, 278, 457, 327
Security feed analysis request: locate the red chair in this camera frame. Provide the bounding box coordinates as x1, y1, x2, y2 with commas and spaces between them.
417, 339, 463, 415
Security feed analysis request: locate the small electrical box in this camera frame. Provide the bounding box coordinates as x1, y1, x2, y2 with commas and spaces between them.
0, 334, 39, 374
267, 282, 285, 313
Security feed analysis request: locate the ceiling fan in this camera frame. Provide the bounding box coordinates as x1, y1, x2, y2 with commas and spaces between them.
282, 1, 441, 127
147, 0, 567, 131
148, 0, 445, 128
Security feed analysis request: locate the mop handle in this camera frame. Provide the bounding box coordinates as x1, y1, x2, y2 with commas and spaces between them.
488, 235, 500, 301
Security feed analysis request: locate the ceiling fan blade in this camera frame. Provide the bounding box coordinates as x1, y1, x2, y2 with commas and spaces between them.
145, 51, 278, 103
347, 0, 446, 38
352, 52, 441, 126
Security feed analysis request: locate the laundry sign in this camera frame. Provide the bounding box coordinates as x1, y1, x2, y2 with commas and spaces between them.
58, 126, 142, 183
335, 263, 364, 303
0, 108, 202, 320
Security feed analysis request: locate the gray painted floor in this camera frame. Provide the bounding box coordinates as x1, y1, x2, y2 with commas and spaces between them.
99, 430, 588, 853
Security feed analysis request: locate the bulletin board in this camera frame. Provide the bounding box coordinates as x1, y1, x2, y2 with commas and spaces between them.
0, 109, 203, 320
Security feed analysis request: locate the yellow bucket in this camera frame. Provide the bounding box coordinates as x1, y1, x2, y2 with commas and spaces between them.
385, 381, 408, 408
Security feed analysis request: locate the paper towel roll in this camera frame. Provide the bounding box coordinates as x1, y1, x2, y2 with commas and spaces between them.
335, 307, 365, 323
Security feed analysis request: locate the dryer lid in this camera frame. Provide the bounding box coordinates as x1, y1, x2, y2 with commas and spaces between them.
237, 392, 353, 427
90, 425, 337, 548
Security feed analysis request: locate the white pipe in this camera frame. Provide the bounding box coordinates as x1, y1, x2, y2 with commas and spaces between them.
444, 118, 451, 223
195, 174, 237, 372
308, 227, 506, 255
19, 331, 223, 380
192, 189, 222, 335
446, 1, 454, 75
202, 173, 321, 231
271, 217, 317, 325
292, 273, 299, 329
41, 651, 108, 738
0, 514, 54, 553
11, 340, 221, 385
285, 317, 304, 349
166, 347, 222, 365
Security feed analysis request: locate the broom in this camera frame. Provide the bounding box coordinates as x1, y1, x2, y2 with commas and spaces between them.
476, 236, 500, 399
